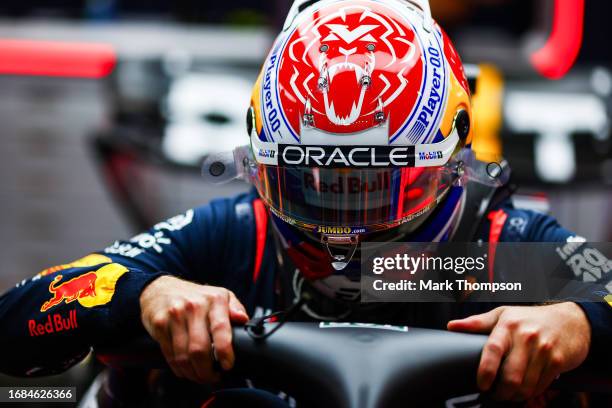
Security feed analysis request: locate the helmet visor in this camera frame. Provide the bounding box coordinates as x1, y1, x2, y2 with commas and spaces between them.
251, 164, 455, 233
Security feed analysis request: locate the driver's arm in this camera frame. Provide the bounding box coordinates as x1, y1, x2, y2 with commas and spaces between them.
0, 196, 253, 381
449, 206, 612, 401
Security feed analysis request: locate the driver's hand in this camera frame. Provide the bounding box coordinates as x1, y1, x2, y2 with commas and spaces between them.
139, 275, 249, 383
447, 303, 591, 401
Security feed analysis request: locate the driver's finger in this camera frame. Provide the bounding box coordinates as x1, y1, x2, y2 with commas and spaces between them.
169, 312, 197, 381
186, 301, 214, 383
532, 357, 563, 396
495, 332, 532, 401
477, 323, 511, 392
518, 342, 550, 400
228, 291, 249, 323
208, 291, 235, 371
155, 326, 182, 378
447, 307, 505, 334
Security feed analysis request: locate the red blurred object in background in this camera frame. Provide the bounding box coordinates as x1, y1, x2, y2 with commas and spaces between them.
530, 0, 584, 80
0, 39, 116, 78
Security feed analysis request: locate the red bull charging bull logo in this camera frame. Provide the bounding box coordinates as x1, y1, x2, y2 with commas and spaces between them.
40, 263, 128, 312
36, 254, 113, 278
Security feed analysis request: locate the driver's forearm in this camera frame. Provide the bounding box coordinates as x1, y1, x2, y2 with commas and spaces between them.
0, 259, 165, 377
575, 300, 612, 370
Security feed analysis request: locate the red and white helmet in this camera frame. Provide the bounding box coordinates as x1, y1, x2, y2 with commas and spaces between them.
207, 0, 475, 301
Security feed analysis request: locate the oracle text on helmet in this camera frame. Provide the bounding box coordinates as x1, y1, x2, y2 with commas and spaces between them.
278, 145, 416, 168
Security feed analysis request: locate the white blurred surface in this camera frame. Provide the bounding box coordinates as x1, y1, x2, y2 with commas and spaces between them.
0, 19, 271, 62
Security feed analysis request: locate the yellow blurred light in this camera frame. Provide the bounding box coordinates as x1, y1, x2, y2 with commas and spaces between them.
471, 64, 504, 163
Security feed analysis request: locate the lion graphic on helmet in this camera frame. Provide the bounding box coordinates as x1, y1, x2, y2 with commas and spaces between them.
278, 1, 425, 137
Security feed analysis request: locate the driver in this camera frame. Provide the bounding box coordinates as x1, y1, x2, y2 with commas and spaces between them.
1, 0, 610, 406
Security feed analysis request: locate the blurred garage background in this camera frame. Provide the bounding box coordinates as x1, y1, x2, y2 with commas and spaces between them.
0, 0, 610, 399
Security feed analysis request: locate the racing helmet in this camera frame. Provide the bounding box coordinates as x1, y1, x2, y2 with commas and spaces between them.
208, 0, 474, 303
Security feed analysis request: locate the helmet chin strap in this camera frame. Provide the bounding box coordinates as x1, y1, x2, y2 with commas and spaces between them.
321, 234, 359, 271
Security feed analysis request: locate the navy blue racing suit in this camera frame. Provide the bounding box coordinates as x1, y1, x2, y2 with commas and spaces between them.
0, 191, 610, 386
